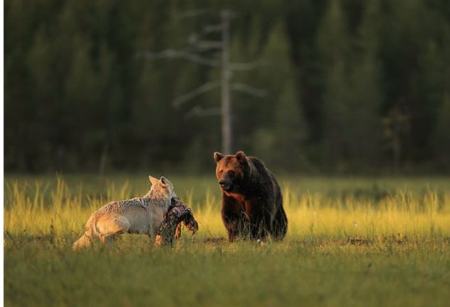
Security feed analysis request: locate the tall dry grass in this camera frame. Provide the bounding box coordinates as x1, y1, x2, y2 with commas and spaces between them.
5, 178, 450, 240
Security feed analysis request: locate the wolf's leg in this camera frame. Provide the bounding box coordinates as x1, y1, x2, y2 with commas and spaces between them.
100, 234, 119, 246
96, 214, 131, 244
72, 233, 92, 250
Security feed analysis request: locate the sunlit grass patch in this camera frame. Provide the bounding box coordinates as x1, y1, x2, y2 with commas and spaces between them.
4, 176, 450, 240
4, 175, 450, 307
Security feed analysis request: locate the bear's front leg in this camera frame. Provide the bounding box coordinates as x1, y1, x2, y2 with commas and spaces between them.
247, 206, 270, 240
222, 194, 248, 241
222, 213, 241, 242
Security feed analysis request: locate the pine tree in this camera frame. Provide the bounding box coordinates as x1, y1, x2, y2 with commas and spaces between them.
432, 92, 450, 167
273, 84, 306, 170
348, 0, 383, 165
244, 23, 306, 170
317, 0, 352, 168
63, 35, 100, 167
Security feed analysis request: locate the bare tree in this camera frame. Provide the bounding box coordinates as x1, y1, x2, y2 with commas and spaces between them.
141, 9, 264, 154
220, 10, 232, 154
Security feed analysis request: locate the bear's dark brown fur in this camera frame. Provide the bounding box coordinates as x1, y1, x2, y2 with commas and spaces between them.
213, 151, 288, 241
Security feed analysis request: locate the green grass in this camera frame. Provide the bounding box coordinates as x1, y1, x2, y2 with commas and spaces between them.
4, 175, 450, 307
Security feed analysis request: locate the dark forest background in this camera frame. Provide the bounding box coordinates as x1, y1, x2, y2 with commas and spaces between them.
5, 0, 450, 174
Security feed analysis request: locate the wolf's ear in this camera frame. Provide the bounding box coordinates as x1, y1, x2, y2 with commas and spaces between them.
160, 176, 169, 186
214, 152, 224, 162
149, 175, 159, 186
235, 151, 247, 163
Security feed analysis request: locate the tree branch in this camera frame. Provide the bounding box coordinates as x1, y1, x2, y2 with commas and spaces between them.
185, 106, 221, 118
173, 81, 220, 107
178, 9, 211, 19
231, 83, 266, 97
190, 41, 223, 50
202, 24, 223, 34
141, 49, 219, 67
230, 61, 264, 71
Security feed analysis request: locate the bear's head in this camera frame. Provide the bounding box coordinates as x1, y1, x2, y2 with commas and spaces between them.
213, 151, 249, 193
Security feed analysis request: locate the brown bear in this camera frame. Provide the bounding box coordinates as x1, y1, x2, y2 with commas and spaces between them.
213, 151, 288, 241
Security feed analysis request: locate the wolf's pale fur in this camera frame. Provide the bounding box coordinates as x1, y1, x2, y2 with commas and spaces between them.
72, 176, 177, 250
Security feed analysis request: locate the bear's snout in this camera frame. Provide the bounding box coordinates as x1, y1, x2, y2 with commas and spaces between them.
219, 179, 232, 191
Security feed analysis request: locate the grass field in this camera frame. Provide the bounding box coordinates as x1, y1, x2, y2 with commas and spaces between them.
4, 175, 450, 307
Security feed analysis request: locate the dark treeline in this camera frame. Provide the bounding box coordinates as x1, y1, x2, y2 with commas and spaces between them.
5, 0, 450, 173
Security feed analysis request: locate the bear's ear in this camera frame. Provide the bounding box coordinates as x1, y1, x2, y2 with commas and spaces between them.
149, 175, 159, 186
214, 152, 224, 162
235, 151, 247, 163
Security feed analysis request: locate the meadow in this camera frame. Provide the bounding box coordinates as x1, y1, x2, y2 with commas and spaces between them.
4, 174, 450, 307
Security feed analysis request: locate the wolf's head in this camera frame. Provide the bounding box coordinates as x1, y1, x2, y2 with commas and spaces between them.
146, 176, 177, 202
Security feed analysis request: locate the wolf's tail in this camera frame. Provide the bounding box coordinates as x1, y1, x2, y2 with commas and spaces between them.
72, 214, 98, 250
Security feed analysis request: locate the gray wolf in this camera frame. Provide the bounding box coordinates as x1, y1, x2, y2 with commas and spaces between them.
73, 176, 177, 250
